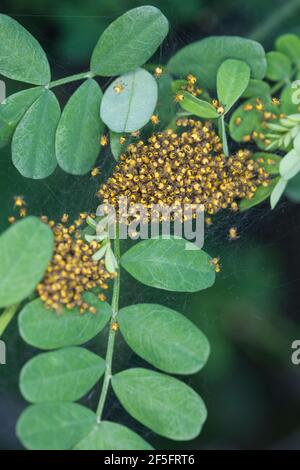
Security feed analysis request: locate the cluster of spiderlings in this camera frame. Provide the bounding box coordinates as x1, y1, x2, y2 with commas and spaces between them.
37, 214, 115, 314
98, 119, 270, 221
234, 97, 284, 145
7, 196, 27, 224
175, 74, 202, 102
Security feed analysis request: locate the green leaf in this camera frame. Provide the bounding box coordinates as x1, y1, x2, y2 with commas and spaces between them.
18, 294, 112, 350
109, 131, 128, 161
0, 87, 43, 148
240, 177, 279, 211
276, 34, 300, 65
0, 14, 50, 85
179, 92, 219, 118
252, 152, 281, 174
0, 217, 53, 308
266, 51, 292, 81
118, 303, 210, 374
279, 149, 300, 180
217, 59, 250, 112
20, 347, 105, 403
56, 79, 103, 175
121, 238, 215, 292
156, 73, 176, 129
112, 368, 207, 440
242, 79, 271, 98
17, 402, 95, 450
12, 90, 60, 179
168, 36, 266, 91
91, 6, 168, 76
75, 421, 153, 450
171, 79, 187, 93
271, 177, 288, 209
100, 68, 157, 133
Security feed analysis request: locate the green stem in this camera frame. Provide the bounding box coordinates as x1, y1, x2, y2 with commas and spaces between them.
0, 304, 19, 338
96, 228, 121, 422
48, 71, 95, 89
249, 0, 300, 43
219, 115, 229, 156
270, 80, 286, 95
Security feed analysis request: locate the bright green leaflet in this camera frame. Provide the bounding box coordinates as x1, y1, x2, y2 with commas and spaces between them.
240, 177, 280, 211
12, 89, 61, 179
242, 79, 271, 98
0, 217, 53, 308
100, 68, 158, 133
275, 34, 300, 65
217, 59, 250, 112
91, 6, 168, 76
266, 51, 292, 81
0, 14, 50, 85
118, 303, 210, 374
0, 87, 43, 148
75, 421, 153, 450
20, 347, 105, 403
280, 149, 300, 180
168, 36, 267, 90
18, 294, 112, 350
17, 403, 95, 450
56, 79, 104, 175
179, 92, 219, 118
121, 237, 216, 292
271, 177, 288, 209
112, 368, 207, 441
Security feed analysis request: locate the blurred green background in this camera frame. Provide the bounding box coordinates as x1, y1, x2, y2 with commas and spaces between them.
2, 0, 300, 450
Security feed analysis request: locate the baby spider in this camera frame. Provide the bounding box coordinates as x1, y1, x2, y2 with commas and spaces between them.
151, 114, 160, 125
91, 167, 101, 177
113, 81, 126, 94
14, 195, 26, 208
174, 93, 184, 103
111, 322, 119, 331
61, 213, 69, 223
154, 66, 163, 78
100, 135, 108, 146
228, 227, 239, 240
210, 257, 221, 273
19, 208, 27, 217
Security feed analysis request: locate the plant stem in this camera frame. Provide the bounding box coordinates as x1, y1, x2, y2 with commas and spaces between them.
48, 71, 95, 89
0, 304, 19, 338
249, 0, 300, 43
96, 228, 121, 422
219, 115, 229, 156
270, 80, 286, 95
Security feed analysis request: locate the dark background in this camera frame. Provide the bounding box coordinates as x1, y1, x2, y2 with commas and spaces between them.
1, 0, 300, 450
